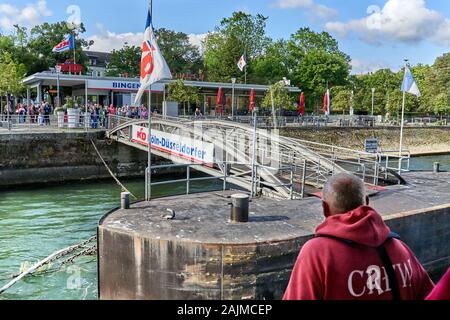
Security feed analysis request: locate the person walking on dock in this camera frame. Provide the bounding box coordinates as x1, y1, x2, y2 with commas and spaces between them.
284, 173, 434, 300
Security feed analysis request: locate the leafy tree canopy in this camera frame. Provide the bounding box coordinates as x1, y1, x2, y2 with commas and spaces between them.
106, 45, 141, 78
155, 28, 203, 74
261, 82, 294, 110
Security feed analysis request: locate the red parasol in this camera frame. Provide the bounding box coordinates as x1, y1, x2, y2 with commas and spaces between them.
299, 92, 305, 116
217, 87, 223, 115
249, 88, 255, 113
323, 91, 329, 114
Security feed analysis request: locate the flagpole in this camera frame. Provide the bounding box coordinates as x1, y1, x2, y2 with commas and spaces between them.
147, 0, 153, 202
73, 32, 76, 66
398, 90, 406, 174
244, 49, 247, 84
148, 86, 152, 201
251, 106, 257, 197
245, 65, 247, 85
398, 60, 408, 175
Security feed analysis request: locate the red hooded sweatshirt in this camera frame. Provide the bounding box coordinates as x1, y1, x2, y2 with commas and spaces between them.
283, 206, 434, 300
426, 268, 450, 300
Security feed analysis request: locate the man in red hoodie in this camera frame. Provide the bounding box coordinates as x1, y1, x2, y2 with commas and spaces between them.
284, 173, 434, 300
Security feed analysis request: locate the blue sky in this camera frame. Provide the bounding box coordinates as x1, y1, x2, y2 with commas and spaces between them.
1, 0, 450, 73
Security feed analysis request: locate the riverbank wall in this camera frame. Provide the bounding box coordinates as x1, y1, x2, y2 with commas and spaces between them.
281, 127, 450, 155
0, 131, 170, 188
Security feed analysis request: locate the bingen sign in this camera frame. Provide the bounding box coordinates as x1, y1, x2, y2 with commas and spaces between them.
365, 139, 379, 153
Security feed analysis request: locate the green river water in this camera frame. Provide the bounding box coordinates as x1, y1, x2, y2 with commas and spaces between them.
0, 178, 223, 300
0, 154, 448, 300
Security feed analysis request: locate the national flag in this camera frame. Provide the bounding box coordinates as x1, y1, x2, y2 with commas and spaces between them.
323, 89, 331, 115
298, 92, 305, 116
401, 66, 421, 97
52, 35, 74, 53
249, 88, 255, 113
237, 50, 247, 72
134, 9, 172, 105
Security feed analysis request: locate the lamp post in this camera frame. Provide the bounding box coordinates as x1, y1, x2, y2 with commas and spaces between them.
371, 88, 375, 116
231, 77, 236, 119
251, 105, 259, 197
56, 65, 61, 109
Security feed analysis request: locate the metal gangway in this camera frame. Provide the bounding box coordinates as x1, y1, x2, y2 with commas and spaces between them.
107, 115, 406, 199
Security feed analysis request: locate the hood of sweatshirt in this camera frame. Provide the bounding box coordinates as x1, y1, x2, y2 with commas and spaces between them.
315, 206, 391, 247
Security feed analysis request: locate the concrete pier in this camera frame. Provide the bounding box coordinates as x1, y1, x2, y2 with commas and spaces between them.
98, 172, 450, 300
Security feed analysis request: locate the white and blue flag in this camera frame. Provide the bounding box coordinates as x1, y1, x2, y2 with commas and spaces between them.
401, 66, 421, 97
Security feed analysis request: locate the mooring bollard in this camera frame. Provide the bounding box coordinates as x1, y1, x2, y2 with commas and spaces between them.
121, 192, 131, 210
230, 194, 250, 223
433, 162, 440, 173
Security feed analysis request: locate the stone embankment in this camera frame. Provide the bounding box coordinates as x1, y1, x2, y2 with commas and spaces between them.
0, 131, 165, 188
281, 127, 450, 155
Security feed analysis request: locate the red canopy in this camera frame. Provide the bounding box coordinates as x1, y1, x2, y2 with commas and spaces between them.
299, 92, 305, 116
249, 88, 255, 113
217, 87, 223, 115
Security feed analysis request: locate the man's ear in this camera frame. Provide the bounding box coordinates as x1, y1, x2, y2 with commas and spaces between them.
322, 201, 332, 218
366, 196, 370, 206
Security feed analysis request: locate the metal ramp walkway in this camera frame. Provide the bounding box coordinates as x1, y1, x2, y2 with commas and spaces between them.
107, 115, 403, 199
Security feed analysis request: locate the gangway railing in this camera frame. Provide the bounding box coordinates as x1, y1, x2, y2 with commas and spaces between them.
107, 115, 407, 200
145, 162, 299, 200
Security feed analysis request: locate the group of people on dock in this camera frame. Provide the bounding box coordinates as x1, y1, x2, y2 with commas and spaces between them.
1, 101, 159, 129
1, 101, 53, 125
86, 104, 152, 129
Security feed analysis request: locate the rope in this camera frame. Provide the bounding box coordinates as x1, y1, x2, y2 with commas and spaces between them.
0, 236, 97, 295
90, 139, 138, 200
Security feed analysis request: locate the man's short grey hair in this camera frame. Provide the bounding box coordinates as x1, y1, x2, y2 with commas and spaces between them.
323, 173, 366, 214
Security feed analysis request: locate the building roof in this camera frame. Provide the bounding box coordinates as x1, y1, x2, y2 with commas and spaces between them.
84, 51, 111, 68
22, 72, 302, 93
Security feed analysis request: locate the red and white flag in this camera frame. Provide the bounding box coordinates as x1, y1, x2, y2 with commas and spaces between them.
323, 89, 331, 115
134, 9, 172, 105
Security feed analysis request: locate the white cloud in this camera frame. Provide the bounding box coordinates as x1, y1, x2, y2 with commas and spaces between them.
188, 33, 207, 52
272, 0, 338, 19
351, 58, 395, 74
0, 0, 52, 31
87, 24, 207, 53
325, 0, 450, 46
87, 24, 143, 52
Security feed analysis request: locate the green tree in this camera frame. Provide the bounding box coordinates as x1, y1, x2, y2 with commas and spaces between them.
286, 28, 351, 112
287, 27, 350, 64
292, 49, 350, 112
251, 40, 290, 85
0, 52, 26, 113
204, 11, 270, 83
167, 79, 201, 115
261, 82, 294, 111
27, 22, 89, 74
350, 69, 401, 115
431, 92, 450, 118
106, 45, 141, 77
331, 86, 352, 114
423, 54, 450, 114
386, 89, 417, 118
155, 28, 203, 74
